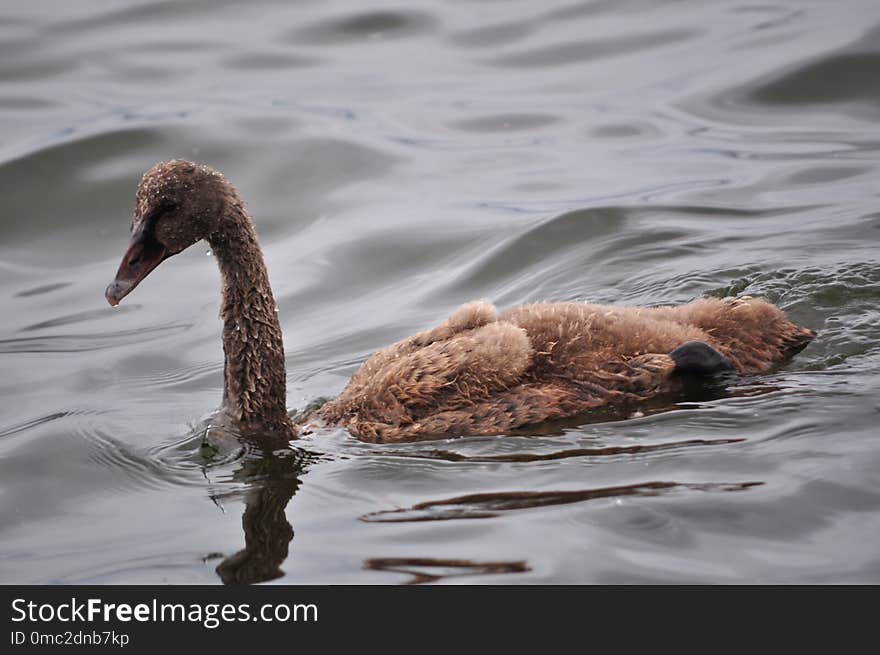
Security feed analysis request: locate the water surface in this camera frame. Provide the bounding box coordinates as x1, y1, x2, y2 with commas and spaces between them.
1, 0, 879, 584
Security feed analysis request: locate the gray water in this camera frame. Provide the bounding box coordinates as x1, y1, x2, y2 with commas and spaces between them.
1, 0, 879, 584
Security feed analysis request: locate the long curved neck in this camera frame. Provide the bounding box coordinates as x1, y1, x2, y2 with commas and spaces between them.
207, 199, 295, 440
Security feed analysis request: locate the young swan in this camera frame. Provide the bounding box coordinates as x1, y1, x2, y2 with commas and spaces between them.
107, 160, 816, 444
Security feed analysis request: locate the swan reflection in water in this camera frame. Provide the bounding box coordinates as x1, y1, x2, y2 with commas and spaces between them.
205, 442, 535, 585
207, 444, 313, 585
204, 422, 763, 584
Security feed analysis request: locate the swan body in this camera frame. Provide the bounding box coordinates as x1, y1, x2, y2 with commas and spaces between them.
316, 297, 814, 442
106, 160, 815, 444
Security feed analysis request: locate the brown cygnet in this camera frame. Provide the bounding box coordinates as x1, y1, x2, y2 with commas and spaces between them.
106, 160, 815, 443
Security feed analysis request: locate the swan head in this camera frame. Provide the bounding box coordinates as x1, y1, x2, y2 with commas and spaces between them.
105, 159, 229, 306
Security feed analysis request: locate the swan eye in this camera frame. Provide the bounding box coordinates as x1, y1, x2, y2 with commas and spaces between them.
158, 198, 180, 213
150, 199, 179, 218
138, 200, 179, 231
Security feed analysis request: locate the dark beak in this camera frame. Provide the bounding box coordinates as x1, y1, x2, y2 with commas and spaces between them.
105, 226, 168, 306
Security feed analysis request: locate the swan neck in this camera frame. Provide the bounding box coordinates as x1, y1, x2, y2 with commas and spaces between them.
207, 202, 294, 439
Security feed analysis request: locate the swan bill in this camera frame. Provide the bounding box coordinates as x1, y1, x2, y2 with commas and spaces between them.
105, 226, 169, 306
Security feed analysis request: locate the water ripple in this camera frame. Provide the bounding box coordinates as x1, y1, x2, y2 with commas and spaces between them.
287, 10, 437, 45
0, 322, 191, 353
362, 481, 763, 522
376, 438, 745, 464
363, 557, 529, 585
486, 29, 695, 68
